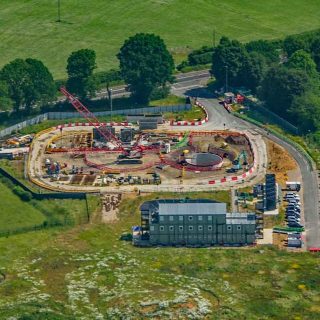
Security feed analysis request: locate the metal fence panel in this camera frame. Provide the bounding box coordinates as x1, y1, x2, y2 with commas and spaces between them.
0, 104, 191, 138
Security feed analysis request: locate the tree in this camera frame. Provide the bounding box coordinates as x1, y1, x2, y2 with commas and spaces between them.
66, 49, 97, 99
0, 58, 56, 113
211, 37, 248, 89
310, 36, 320, 72
117, 33, 174, 103
259, 66, 309, 119
245, 39, 280, 63
286, 50, 318, 78
0, 59, 31, 112
240, 52, 267, 93
24, 58, 56, 109
0, 81, 13, 111
283, 35, 307, 57
290, 90, 320, 133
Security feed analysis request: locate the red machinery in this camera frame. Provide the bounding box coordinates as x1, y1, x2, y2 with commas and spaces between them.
60, 87, 123, 151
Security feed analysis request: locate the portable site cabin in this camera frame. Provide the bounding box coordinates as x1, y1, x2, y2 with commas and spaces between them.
133, 199, 256, 247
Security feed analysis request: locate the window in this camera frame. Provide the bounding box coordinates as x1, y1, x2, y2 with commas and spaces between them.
179, 226, 183, 231
188, 226, 193, 231
227, 226, 232, 231
237, 225, 241, 231
198, 215, 203, 221
188, 216, 193, 221
159, 216, 164, 222
169, 226, 174, 231
208, 226, 212, 231
169, 215, 174, 221
198, 225, 203, 231
179, 215, 184, 221
208, 216, 212, 221
160, 226, 165, 232
150, 226, 155, 231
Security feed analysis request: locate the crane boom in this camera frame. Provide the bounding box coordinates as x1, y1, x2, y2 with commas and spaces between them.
60, 87, 123, 150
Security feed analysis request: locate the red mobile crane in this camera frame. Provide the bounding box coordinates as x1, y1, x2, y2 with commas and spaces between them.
60, 87, 123, 151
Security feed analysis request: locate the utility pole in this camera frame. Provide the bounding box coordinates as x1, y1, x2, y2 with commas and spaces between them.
57, 0, 61, 22
225, 65, 228, 93
109, 88, 113, 123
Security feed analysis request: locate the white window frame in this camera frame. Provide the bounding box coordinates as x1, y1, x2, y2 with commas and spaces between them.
188, 216, 193, 221
188, 226, 193, 231
179, 215, 184, 221
169, 215, 174, 221
198, 215, 203, 221
169, 226, 174, 231
198, 225, 203, 231
179, 225, 183, 231
160, 226, 165, 232
208, 216, 212, 221
159, 216, 164, 222
227, 226, 232, 231
208, 225, 213, 231
150, 226, 155, 232
237, 225, 241, 231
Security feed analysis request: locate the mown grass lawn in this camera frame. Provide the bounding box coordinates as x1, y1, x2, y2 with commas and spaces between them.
1, 1, 320, 78
0, 192, 319, 319
0, 181, 45, 233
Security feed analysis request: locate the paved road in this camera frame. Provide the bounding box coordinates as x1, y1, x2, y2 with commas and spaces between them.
60, 69, 211, 101
172, 87, 320, 248
257, 131, 320, 248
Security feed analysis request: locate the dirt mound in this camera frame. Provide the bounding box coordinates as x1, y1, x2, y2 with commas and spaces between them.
267, 141, 297, 185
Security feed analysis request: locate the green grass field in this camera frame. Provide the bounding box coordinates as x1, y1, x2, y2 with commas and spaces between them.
1, 1, 320, 78
0, 193, 319, 319
0, 181, 45, 232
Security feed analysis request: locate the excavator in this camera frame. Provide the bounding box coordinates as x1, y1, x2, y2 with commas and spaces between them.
232, 150, 248, 171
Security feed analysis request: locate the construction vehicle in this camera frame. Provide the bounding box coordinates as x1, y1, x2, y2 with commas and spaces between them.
232, 150, 248, 171
60, 87, 123, 151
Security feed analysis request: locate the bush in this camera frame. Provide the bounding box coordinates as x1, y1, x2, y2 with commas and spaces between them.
93, 69, 122, 87
188, 46, 213, 65
176, 60, 189, 71
12, 186, 32, 201
150, 86, 170, 100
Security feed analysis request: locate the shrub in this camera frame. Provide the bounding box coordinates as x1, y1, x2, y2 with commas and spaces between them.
12, 186, 32, 201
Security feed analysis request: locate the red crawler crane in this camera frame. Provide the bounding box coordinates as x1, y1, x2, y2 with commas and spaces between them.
60, 87, 123, 151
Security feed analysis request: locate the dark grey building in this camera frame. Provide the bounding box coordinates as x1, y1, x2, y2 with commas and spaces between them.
133, 199, 256, 246
265, 174, 276, 210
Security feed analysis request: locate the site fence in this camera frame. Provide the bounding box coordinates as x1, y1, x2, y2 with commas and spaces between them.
0, 167, 87, 200
234, 113, 315, 170
0, 104, 190, 138
247, 101, 299, 135
0, 220, 74, 238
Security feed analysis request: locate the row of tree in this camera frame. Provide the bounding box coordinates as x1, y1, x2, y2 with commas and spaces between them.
211, 35, 320, 133
0, 33, 175, 114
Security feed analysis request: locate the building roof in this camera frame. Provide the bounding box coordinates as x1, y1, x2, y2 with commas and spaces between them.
140, 199, 227, 215
226, 212, 256, 225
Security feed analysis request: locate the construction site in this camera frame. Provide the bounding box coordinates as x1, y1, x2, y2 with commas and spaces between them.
24, 88, 264, 193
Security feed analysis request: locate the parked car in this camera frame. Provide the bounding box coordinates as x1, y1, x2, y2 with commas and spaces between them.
287, 217, 301, 223
288, 222, 304, 228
